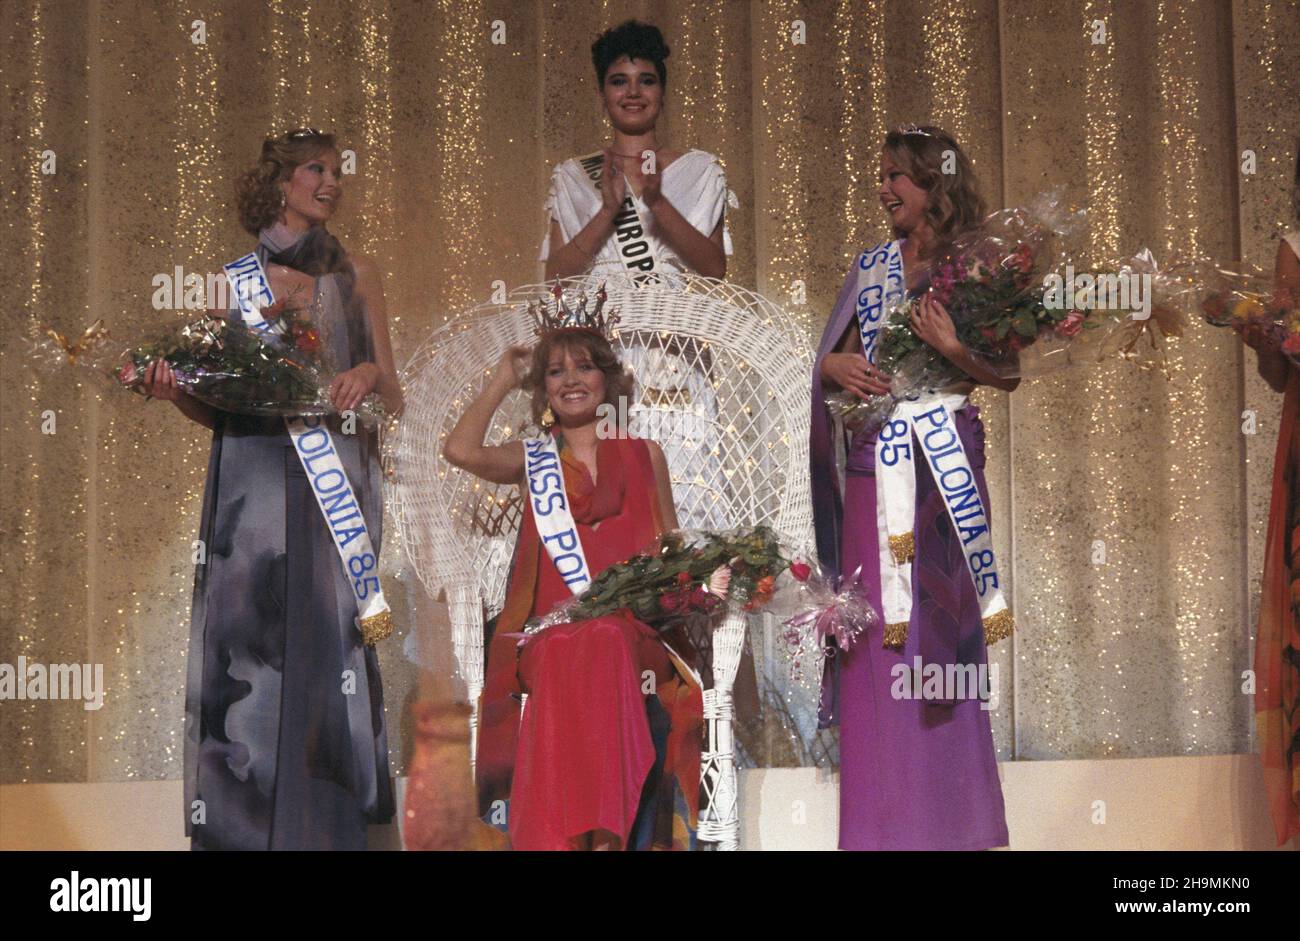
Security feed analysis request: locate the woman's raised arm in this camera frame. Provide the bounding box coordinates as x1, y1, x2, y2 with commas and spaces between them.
443, 345, 530, 485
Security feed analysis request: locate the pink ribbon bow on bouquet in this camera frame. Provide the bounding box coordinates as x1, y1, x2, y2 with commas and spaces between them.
780, 563, 879, 684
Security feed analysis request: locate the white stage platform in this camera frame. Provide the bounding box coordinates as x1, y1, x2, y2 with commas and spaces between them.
1, 754, 1292, 851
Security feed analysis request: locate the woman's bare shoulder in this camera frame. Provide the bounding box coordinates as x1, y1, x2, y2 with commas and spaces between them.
266, 262, 315, 293
347, 253, 388, 303
641, 438, 671, 472
348, 251, 379, 277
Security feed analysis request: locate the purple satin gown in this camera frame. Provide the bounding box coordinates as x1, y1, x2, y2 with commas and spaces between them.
831, 414, 1008, 850
811, 244, 1009, 850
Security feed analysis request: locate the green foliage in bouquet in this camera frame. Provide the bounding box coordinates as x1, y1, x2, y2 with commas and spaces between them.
108, 290, 386, 420
558, 525, 790, 630
33, 287, 387, 424
115, 307, 324, 413
873, 241, 1076, 379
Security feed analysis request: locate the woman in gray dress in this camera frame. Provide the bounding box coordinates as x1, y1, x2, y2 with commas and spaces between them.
143, 128, 403, 850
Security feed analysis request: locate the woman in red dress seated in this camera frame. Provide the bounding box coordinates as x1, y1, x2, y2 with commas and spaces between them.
443, 325, 703, 850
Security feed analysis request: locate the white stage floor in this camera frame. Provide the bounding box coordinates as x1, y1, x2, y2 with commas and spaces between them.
1, 754, 1293, 851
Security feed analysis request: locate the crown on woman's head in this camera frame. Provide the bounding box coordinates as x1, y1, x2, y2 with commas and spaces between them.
896, 123, 938, 138
528, 282, 621, 339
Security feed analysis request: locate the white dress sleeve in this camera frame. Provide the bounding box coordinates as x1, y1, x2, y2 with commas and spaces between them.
538, 163, 566, 263
703, 153, 737, 256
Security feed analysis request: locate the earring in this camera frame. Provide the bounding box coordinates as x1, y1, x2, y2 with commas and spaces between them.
541, 405, 555, 428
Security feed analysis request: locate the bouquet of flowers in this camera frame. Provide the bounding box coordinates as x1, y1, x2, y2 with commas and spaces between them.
827, 194, 1086, 433
1050, 247, 1188, 374
1175, 260, 1299, 367
524, 525, 793, 637
826, 194, 1187, 431
31, 291, 385, 423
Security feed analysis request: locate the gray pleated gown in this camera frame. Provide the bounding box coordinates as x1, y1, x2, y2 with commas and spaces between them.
183, 225, 394, 850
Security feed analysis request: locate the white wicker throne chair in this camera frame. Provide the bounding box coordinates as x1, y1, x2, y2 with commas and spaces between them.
387, 273, 812, 850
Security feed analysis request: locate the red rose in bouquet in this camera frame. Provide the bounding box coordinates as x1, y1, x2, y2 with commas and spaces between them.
828, 194, 1092, 434
524, 526, 792, 638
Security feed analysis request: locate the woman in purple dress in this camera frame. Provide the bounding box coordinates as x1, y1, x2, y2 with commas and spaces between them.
811, 126, 1014, 850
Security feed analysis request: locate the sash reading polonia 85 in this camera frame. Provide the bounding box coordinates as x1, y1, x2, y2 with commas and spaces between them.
851, 241, 1014, 648
223, 252, 394, 646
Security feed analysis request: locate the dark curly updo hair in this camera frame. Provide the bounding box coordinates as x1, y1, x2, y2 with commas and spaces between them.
592, 19, 670, 88
235, 128, 337, 236
883, 125, 987, 253
526, 330, 634, 427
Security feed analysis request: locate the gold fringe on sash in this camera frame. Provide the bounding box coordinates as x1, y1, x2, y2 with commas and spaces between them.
888, 531, 915, 564
982, 608, 1015, 646
884, 610, 1014, 650
883, 622, 909, 649
360, 609, 395, 646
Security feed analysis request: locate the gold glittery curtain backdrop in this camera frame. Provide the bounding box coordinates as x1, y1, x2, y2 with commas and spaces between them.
2, 0, 1296, 785
1002, 0, 1268, 758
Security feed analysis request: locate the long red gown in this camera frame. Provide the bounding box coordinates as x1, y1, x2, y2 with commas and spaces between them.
1257, 368, 1300, 845
476, 433, 703, 850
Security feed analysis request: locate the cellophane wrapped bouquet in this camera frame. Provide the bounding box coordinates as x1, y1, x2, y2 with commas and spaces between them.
827, 194, 1087, 433
1166, 259, 1299, 367
826, 193, 1187, 432
523, 525, 793, 638
30, 289, 384, 424
776, 560, 879, 686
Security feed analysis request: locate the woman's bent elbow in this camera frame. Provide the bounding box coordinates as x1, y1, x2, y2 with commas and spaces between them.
442, 442, 466, 468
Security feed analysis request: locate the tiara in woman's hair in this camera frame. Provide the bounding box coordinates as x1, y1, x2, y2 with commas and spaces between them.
528, 282, 621, 339
287, 127, 325, 139
896, 124, 937, 138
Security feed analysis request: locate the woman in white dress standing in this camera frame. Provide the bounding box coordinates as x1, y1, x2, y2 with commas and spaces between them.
540, 18, 737, 532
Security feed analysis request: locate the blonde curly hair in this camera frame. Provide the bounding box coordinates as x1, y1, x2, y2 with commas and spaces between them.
235, 129, 338, 236
883, 126, 986, 255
